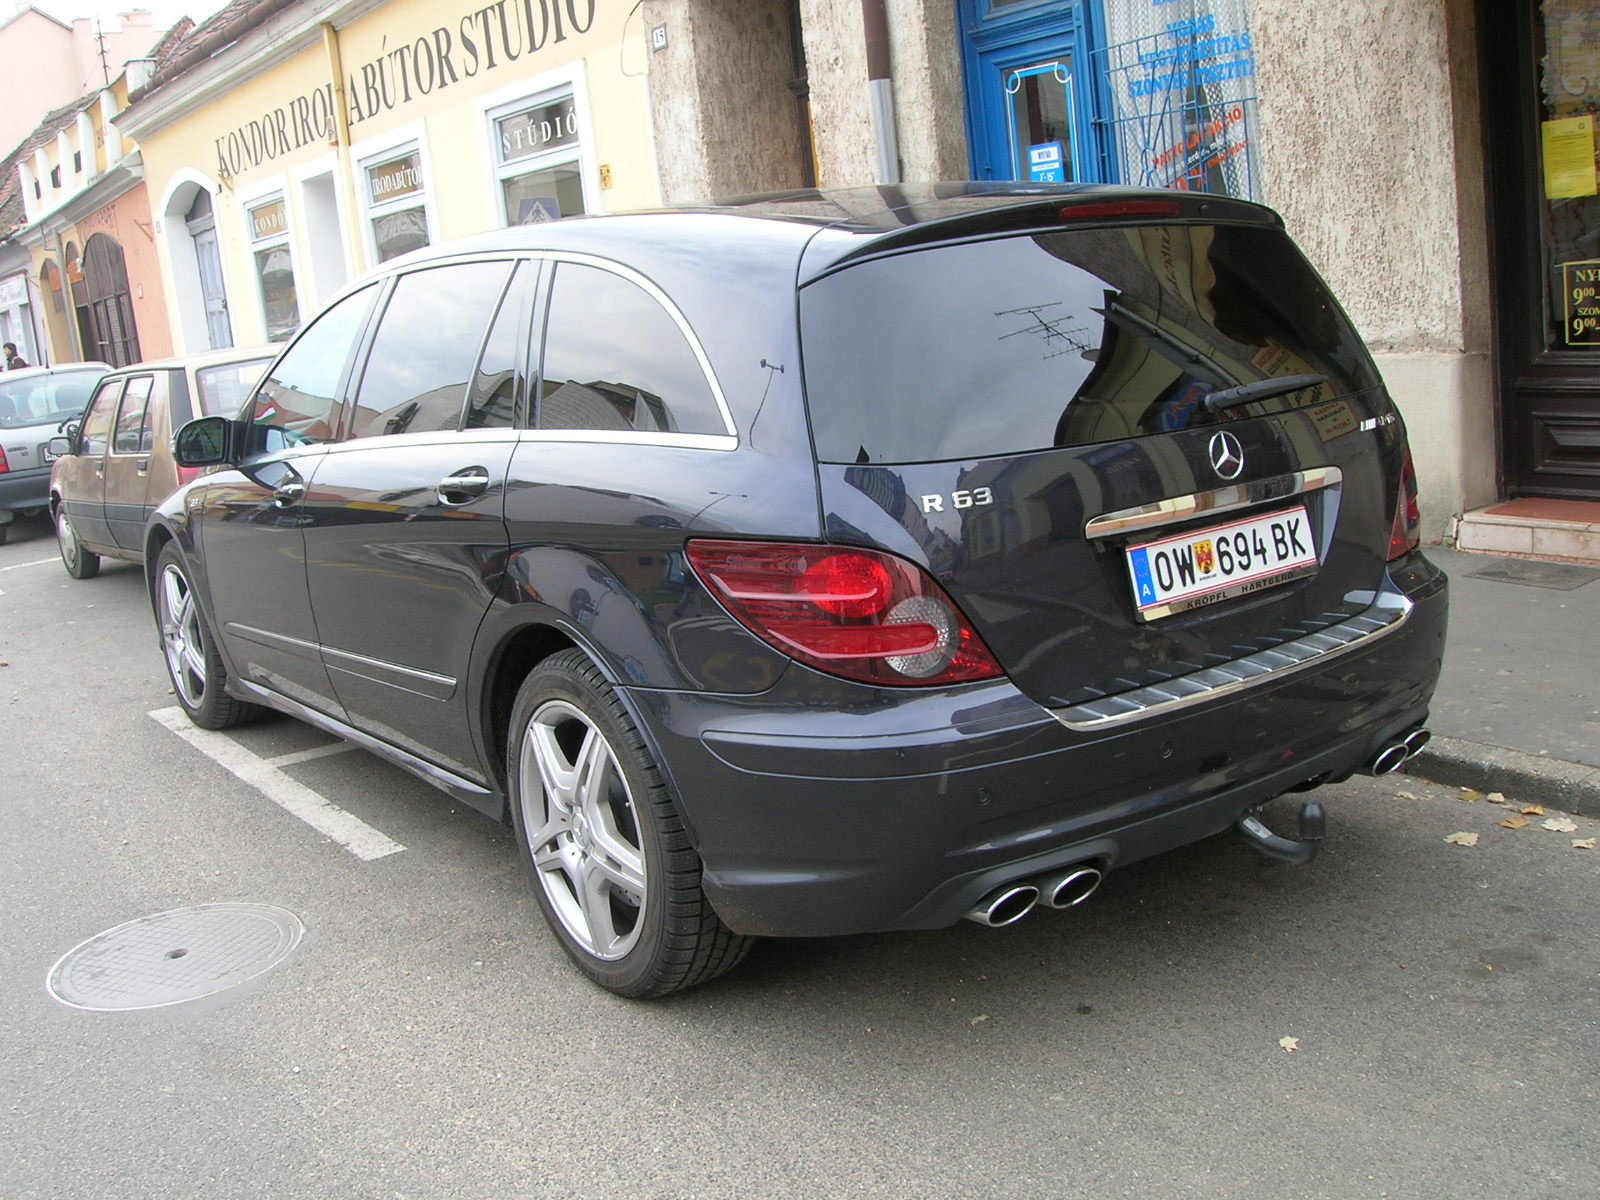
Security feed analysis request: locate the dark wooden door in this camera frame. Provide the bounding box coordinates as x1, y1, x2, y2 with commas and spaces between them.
1482, 0, 1600, 499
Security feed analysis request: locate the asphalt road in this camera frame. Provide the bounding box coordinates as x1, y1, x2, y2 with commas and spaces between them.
2, 515, 1596, 1200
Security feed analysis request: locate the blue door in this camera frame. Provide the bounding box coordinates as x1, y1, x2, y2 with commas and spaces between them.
961, 2, 1109, 184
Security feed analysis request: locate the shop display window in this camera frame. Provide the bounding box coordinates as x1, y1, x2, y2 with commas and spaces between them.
247, 195, 298, 342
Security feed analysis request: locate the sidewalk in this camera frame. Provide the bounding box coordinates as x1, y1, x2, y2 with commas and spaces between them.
1401, 546, 1600, 813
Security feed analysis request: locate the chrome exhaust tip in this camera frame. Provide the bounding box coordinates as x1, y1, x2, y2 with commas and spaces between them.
964, 884, 1040, 927
1402, 728, 1432, 758
1368, 743, 1410, 776
1038, 866, 1104, 909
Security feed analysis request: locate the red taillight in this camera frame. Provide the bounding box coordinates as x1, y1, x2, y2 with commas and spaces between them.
1059, 200, 1182, 222
1387, 447, 1421, 561
686, 540, 1005, 687
0, 446, 9, 473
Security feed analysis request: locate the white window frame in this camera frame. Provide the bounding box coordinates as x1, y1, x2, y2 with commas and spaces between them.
352, 122, 438, 267
476, 62, 601, 228
241, 180, 301, 342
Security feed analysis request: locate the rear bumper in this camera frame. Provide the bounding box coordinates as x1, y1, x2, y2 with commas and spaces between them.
0, 467, 50, 516
628, 554, 1448, 938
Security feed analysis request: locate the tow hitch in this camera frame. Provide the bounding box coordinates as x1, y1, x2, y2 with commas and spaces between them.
1236, 800, 1325, 865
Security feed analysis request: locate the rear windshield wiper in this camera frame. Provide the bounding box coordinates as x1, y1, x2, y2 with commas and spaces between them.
1202, 374, 1328, 415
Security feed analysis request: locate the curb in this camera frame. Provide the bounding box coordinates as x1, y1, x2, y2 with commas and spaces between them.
1404, 735, 1600, 816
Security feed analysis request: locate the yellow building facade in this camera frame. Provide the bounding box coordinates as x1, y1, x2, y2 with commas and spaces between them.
121, 0, 655, 354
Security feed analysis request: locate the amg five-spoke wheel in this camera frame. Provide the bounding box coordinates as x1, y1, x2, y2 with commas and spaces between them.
521, 697, 649, 961
153, 543, 258, 730
508, 650, 750, 997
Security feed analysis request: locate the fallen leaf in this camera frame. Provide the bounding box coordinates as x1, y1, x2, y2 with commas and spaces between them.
1458, 788, 1482, 803
1444, 831, 1480, 846
1279, 1036, 1300, 1053
1497, 815, 1529, 830
1543, 817, 1579, 833
1520, 805, 1546, 816
1486, 792, 1509, 805
1573, 838, 1596, 850
970, 1014, 989, 1025
1394, 791, 1419, 801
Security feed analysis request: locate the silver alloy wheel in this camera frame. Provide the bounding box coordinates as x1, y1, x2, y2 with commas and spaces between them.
519, 699, 648, 961
159, 562, 207, 709
56, 508, 79, 571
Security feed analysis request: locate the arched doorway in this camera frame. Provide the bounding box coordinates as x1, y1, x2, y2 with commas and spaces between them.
37, 259, 72, 362
161, 174, 235, 352
81, 233, 142, 367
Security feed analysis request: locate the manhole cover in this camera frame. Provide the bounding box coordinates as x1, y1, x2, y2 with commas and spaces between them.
47, 903, 304, 1012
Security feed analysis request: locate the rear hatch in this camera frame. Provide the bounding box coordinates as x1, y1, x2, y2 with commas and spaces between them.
798, 196, 1407, 713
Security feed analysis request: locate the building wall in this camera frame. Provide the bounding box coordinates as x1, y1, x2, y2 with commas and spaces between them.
130, 0, 655, 352
0, 8, 162, 158
642, 0, 809, 203
1251, 0, 1493, 536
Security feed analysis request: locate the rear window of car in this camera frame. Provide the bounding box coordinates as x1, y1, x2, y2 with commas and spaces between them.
196, 359, 272, 417
0, 369, 104, 429
798, 223, 1383, 465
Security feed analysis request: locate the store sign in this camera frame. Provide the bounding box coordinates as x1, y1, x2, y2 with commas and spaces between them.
369, 154, 424, 205
1101, 0, 1262, 201
250, 199, 288, 241
213, 0, 601, 183
1563, 260, 1600, 346
0, 273, 28, 308
498, 97, 578, 163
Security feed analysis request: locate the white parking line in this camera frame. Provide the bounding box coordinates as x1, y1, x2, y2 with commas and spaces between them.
0, 557, 59, 571
149, 707, 405, 861
266, 742, 361, 768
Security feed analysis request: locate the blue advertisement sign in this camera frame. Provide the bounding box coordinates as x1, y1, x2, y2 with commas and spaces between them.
1028, 141, 1066, 183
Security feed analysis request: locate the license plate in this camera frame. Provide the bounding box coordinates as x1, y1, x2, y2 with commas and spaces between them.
1125, 506, 1317, 620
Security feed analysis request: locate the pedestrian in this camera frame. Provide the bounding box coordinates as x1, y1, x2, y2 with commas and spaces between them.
3, 342, 28, 370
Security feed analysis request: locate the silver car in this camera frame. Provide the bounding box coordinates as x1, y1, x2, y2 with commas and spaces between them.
0, 363, 110, 545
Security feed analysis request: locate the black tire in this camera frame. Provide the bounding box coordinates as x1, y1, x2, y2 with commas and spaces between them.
55, 504, 100, 580
154, 542, 260, 730
0, 522, 8, 546
507, 649, 752, 998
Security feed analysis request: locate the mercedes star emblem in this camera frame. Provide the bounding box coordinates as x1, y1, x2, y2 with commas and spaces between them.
1208, 430, 1245, 480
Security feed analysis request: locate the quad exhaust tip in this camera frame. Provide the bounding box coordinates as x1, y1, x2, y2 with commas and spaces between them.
964, 865, 1104, 927
1366, 726, 1432, 776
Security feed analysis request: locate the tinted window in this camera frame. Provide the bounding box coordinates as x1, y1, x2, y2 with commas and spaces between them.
800, 224, 1383, 464
251, 285, 377, 444
538, 263, 723, 436
346, 261, 513, 439
112, 375, 155, 454
78, 379, 123, 457
466, 263, 526, 430
196, 358, 272, 417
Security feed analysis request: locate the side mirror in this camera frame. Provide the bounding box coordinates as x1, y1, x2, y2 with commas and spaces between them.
45, 435, 73, 462
173, 416, 234, 468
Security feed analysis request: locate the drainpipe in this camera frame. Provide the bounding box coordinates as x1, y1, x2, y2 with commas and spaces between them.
321, 21, 367, 276
862, 0, 900, 184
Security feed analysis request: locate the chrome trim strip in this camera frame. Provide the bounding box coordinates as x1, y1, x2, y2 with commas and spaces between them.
1047, 588, 1412, 732
1084, 466, 1343, 541
322, 645, 456, 701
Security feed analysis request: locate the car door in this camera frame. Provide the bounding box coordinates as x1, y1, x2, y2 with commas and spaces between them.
194, 285, 380, 720
57, 376, 123, 552
102, 373, 157, 551
301, 259, 527, 781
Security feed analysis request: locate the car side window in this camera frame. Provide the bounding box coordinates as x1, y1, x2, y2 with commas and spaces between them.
251, 285, 377, 445
465, 262, 527, 430
345, 261, 514, 440
538, 262, 724, 436
79, 379, 124, 458
112, 376, 155, 455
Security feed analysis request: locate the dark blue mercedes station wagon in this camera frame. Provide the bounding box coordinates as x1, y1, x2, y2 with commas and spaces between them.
148, 185, 1447, 996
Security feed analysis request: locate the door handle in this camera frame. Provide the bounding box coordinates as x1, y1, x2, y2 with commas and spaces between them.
272, 480, 305, 508
437, 468, 491, 505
